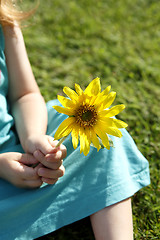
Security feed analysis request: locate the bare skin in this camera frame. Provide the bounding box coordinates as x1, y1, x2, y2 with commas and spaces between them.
0, 152, 42, 188
90, 198, 133, 240
0, 25, 66, 188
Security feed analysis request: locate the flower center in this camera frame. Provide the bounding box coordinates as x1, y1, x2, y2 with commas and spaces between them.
75, 104, 97, 128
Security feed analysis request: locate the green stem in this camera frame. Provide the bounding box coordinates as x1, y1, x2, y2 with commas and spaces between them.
56, 135, 68, 147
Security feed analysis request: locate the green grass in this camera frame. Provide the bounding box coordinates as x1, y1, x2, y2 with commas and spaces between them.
23, 0, 160, 239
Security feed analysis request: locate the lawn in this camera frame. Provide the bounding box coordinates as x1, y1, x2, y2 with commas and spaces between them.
23, 0, 160, 239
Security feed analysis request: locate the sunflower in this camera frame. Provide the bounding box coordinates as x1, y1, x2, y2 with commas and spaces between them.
53, 77, 128, 156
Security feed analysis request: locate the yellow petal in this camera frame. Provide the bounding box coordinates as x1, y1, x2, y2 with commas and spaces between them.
79, 128, 90, 156
102, 92, 116, 109
93, 124, 110, 150
75, 83, 83, 95
101, 85, 111, 96
84, 77, 101, 96
105, 127, 122, 138
111, 118, 128, 128
54, 117, 75, 139
89, 95, 97, 105
63, 86, 79, 102
83, 94, 92, 105
53, 106, 75, 116
94, 85, 111, 106
57, 95, 75, 108
79, 129, 85, 154
98, 118, 128, 129
91, 130, 101, 151
100, 104, 125, 118
84, 128, 91, 156
97, 119, 123, 137
71, 126, 79, 149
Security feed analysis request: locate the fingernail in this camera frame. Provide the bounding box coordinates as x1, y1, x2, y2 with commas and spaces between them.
45, 153, 55, 161
34, 150, 39, 158
48, 148, 58, 154
38, 168, 44, 176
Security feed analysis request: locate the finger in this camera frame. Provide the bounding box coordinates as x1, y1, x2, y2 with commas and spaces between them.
24, 179, 43, 189
34, 150, 63, 169
48, 138, 67, 156
56, 143, 67, 158
41, 177, 58, 185
34, 163, 43, 171
33, 150, 49, 168
34, 161, 63, 172
45, 151, 63, 162
18, 163, 39, 180
45, 145, 67, 162
45, 160, 63, 170
19, 154, 39, 165
38, 165, 65, 179
48, 138, 59, 148
38, 136, 58, 155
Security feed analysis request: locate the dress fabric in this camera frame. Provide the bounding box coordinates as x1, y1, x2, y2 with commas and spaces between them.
0, 25, 150, 240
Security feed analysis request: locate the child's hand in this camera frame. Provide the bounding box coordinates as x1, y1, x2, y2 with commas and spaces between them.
25, 135, 66, 184
0, 152, 43, 188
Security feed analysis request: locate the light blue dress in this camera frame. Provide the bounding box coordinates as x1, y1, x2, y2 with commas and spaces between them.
0, 25, 150, 240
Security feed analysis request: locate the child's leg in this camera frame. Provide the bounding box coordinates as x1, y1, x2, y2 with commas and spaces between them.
90, 198, 133, 240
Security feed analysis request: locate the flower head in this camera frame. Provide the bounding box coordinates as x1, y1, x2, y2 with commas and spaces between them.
53, 77, 128, 156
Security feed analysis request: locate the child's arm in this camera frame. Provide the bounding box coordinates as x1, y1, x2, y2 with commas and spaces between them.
3, 25, 66, 184
3, 25, 48, 152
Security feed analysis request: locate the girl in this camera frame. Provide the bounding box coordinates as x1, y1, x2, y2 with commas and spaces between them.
0, 1, 150, 239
